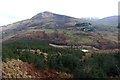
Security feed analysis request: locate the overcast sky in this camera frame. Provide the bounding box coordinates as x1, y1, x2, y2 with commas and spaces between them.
0, 0, 119, 26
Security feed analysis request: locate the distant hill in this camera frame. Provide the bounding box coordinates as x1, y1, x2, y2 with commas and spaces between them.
2, 11, 80, 31
98, 16, 117, 22
96, 16, 118, 26
30, 11, 81, 28
80, 17, 99, 21
1, 11, 118, 49
2, 12, 118, 32
1, 11, 90, 36
1, 11, 118, 41
31, 11, 75, 21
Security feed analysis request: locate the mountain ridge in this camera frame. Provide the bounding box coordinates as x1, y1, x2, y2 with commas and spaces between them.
31, 11, 76, 20
2, 11, 118, 39
98, 16, 117, 22
1, 11, 117, 28
2, 11, 83, 33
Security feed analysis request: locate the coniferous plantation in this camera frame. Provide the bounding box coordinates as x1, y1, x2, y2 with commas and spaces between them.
2, 39, 120, 78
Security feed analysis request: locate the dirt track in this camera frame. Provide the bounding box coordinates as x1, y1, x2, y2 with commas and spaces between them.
49, 43, 119, 53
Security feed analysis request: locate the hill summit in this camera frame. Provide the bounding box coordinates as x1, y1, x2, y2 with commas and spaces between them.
31, 11, 55, 19
31, 11, 76, 21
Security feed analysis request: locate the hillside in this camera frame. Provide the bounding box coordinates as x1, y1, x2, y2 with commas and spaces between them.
1, 11, 118, 50
98, 16, 117, 23
2, 11, 80, 33
96, 16, 118, 27
2, 12, 117, 36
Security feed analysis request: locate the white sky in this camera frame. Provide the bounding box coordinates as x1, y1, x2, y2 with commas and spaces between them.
0, 0, 119, 26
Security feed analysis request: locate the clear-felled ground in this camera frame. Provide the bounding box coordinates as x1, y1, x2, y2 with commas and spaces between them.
2, 59, 73, 78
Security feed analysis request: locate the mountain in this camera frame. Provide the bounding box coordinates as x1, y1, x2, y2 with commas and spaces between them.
96, 16, 118, 26
80, 17, 99, 21
2, 12, 118, 33
2, 11, 93, 38
30, 11, 81, 28
1, 11, 118, 50
1, 12, 118, 42
2, 11, 81, 32
31, 11, 75, 21
98, 16, 117, 22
